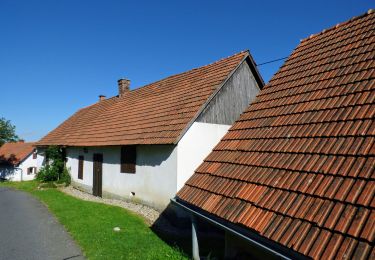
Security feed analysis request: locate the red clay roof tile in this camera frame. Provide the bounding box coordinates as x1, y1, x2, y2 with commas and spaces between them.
0, 142, 35, 165
307, 229, 332, 259
177, 11, 375, 259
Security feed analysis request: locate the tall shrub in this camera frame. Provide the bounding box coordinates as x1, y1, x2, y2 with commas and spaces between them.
36, 146, 70, 184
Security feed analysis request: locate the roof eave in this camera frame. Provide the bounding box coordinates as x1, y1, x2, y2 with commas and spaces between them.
172, 197, 308, 260
246, 51, 265, 88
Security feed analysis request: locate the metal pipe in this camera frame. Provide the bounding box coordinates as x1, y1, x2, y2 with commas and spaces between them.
171, 198, 291, 260
191, 215, 200, 260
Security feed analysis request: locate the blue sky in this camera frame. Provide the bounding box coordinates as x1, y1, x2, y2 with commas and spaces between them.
0, 0, 373, 141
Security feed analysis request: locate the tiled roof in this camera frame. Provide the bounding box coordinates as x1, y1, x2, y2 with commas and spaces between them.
0, 142, 35, 165
177, 11, 375, 259
37, 51, 255, 146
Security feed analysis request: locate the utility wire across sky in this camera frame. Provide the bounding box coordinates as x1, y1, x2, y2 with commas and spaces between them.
257, 56, 288, 66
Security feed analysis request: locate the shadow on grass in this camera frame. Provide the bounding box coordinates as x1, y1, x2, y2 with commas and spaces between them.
150, 203, 226, 260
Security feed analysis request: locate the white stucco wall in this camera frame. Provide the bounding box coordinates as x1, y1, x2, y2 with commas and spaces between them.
67, 145, 178, 210
177, 121, 231, 190
0, 153, 42, 181
65, 122, 230, 210
66, 122, 230, 210
67, 147, 93, 189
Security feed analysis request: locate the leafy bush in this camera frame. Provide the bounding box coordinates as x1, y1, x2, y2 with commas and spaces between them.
56, 167, 71, 186
36, 146, 71, 186
36, 165, 58, 182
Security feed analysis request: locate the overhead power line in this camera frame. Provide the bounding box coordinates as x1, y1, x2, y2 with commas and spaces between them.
256, 56, 288, 66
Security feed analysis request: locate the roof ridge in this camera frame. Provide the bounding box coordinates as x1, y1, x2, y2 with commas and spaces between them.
2, 141, 35, 146
127, 50, 249, 94
301, 9, 374, 43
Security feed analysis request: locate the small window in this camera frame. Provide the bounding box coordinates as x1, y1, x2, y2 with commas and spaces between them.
27, 167, 36, 175
78, 155, 84, 180
121, 146, 136, 173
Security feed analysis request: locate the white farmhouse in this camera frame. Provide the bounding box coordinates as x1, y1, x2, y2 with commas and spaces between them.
36, 51, 264, 210
0, 141, 43, 181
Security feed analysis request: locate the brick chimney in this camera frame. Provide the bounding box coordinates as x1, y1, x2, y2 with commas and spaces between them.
98, 95, 106, 101
118, 78, 130, 97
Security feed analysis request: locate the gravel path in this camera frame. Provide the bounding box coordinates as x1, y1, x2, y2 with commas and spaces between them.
60, 186, 160, 225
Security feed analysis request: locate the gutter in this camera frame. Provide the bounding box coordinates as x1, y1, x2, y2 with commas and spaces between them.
171, 198, 292, 260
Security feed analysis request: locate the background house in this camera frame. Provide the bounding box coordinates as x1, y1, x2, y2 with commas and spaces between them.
0, 141, 42, 181
37, 51, 264, 211
176, 10, 375, 259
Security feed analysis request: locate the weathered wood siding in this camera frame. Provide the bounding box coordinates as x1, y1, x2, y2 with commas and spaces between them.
197, 60, 261, 125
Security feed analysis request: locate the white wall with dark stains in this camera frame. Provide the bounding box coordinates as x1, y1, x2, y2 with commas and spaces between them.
66, 122, 229, 211
67, 147, 93, 190
67, 145, 177, 210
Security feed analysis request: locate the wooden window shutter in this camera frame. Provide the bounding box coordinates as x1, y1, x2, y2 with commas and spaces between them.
121, 145, 136, 173
78, 155, 84, 179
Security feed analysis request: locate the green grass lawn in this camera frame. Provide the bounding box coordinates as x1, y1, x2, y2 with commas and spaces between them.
0, 181, 187, 260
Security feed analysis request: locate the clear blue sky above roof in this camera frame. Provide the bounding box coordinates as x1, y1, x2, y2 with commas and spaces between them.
0, 0, 372, 141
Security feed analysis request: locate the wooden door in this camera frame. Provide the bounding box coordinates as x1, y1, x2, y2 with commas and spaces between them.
93, 153, 103, 197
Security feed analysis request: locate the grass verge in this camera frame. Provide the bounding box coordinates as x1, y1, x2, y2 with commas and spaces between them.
0, 181, 187, 260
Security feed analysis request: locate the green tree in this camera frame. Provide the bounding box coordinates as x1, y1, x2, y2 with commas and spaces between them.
36, 146, 71, 185
0, 117, 19, 146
